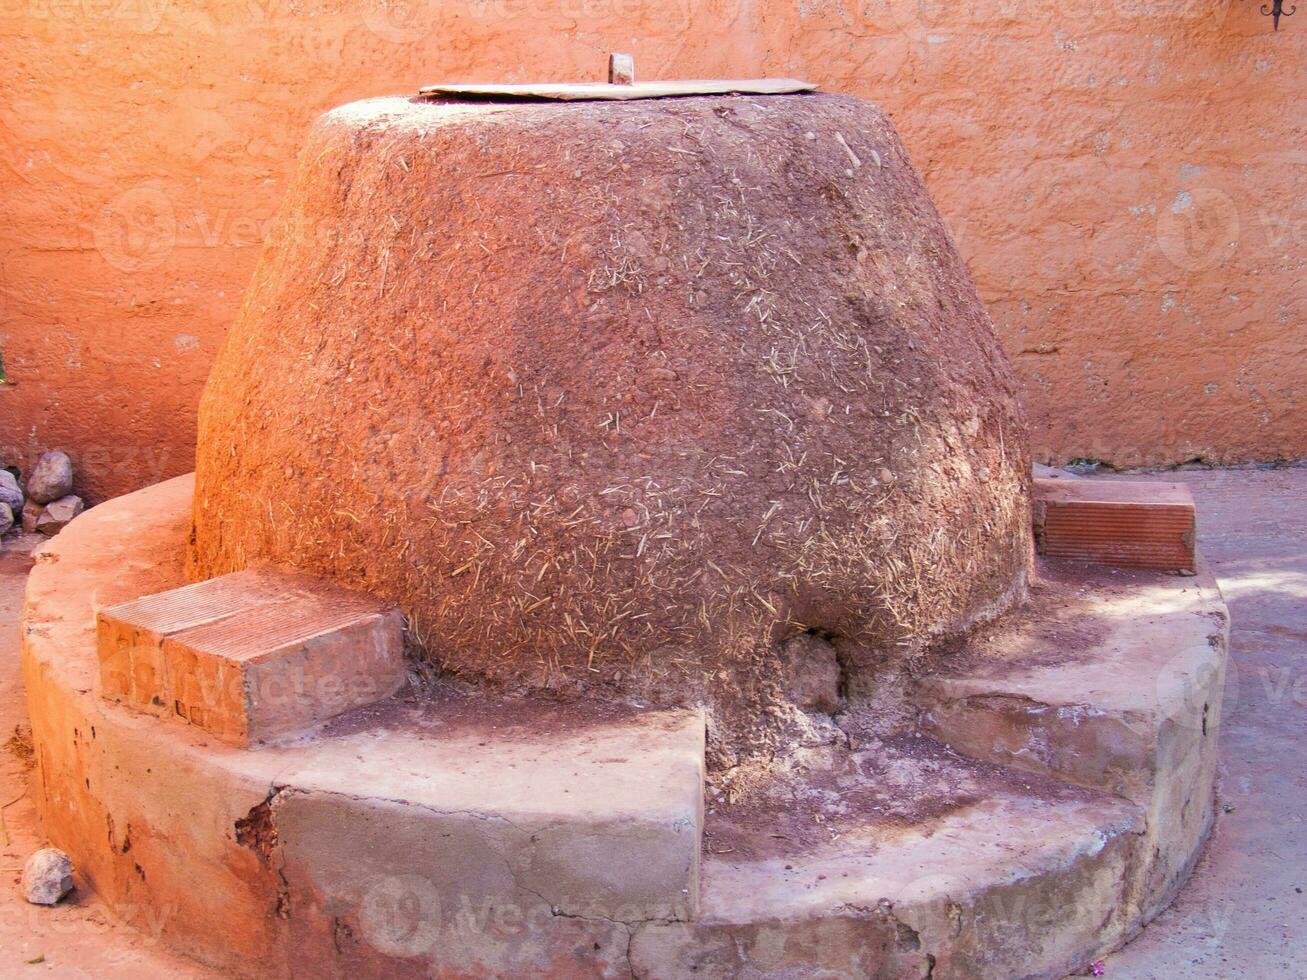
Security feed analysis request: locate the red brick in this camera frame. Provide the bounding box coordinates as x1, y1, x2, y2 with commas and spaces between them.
97, 569, 404, 745
1033, 478, 1196, 572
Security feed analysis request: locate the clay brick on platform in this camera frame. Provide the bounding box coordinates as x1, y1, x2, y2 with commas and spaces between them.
96, 569, 404, 745
1032, 478, 1196, 572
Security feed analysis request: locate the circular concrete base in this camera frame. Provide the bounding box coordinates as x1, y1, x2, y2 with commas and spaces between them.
22, 477, 1229, 979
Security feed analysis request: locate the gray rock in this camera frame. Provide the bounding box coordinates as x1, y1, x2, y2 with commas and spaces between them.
0, 470, 22, 514
27, 451, 74, 505
35, 495, 84, 536
21, 499, 43, 533
0, 502, 12, 536
22, 848, 74, 905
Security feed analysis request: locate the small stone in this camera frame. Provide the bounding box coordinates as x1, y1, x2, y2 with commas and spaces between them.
607, 52, 635, 86
35, 495, 84, 536
877, 467, 896, 485
0, 470, 22, 514
21, 499, 43, 533
0, 502, 12, 535
22, 848, 74, 905
27, 451, 74, 505
977, 466, 992, 482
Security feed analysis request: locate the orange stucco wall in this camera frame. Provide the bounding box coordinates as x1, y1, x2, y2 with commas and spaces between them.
2, 0, 1303, 501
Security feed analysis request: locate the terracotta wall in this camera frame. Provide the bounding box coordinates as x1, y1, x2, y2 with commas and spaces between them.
2, 0, 1303, 501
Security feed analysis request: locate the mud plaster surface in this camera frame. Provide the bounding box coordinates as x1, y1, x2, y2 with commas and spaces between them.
699, 556, 1182, 860
192, 92, 1030, 762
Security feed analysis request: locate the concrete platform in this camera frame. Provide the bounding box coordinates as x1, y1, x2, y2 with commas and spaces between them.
920, 558, 1228, 921
19, 475, 1230, 978
638, 791, 1145, 978
22, 477, 705, 976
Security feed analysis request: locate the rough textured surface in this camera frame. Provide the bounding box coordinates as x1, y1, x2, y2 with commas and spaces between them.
637, 791, 1147, 980
1103, 466, 1307, 977
21, 847, 74, 905
777, 631, 841, 714
191, 93, 1030, 759
1, 6, 1302, 503
0, 531, 221, 977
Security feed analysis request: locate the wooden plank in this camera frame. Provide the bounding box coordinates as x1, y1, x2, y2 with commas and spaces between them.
418, 78, 817, 102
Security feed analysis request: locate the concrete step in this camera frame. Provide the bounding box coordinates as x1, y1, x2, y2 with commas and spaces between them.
633, 789, 1146, 979
270, 703, 707, 938
96, 568, 405, 746
1033, 477, 1196, 571
918, 558, 1228, 922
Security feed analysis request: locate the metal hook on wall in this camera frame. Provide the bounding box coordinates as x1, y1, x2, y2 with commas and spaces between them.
1260, 0, 1296, 29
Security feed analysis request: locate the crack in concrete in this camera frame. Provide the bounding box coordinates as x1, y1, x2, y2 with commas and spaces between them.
234, 783, 296, 918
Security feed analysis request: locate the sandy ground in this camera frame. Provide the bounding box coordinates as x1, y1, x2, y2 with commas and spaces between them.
0, 465, 1302, 978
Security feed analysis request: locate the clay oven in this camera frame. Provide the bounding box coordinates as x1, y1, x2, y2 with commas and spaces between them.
190, 86, 1031, 757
